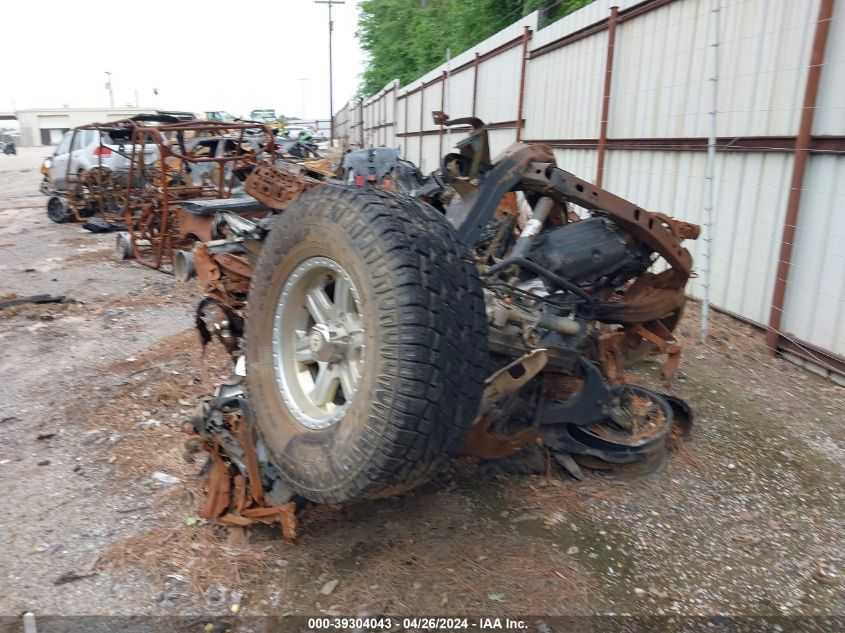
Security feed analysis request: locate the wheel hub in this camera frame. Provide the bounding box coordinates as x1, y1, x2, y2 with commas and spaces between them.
308, 323, 348, 363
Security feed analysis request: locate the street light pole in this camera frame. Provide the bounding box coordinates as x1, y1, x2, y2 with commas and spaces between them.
315, 0, 345, 145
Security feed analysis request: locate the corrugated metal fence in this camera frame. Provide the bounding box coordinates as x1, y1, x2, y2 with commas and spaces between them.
333, 0, 845, 380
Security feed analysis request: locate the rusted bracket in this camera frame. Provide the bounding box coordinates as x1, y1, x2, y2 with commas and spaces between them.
459, 350, 547, 459
534, 166, 694, 276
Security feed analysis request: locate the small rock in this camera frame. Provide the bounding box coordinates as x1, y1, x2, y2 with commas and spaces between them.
37, 459, 50, 466
634, 588, 646, 596
320, 579, 340, 595
151, 471, 180, 485
733, 534, 762, 547
230, 590, 244, 613
204, 584, 229, 606
412, 581, 422, 590
566, 546, 579, 555
81, 429, 106, 445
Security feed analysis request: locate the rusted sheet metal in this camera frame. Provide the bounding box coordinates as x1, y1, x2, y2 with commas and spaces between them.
459, 415, 540, 460
197, 418, 297, 541
214, 253, 253, 279
244, 162, 325, 211
192, 244, 219, 286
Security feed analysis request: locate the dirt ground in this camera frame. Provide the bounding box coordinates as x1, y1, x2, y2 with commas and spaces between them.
1, 148, 842, 626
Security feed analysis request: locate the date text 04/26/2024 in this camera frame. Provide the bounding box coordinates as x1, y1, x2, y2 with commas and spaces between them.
306, 617, 528, 630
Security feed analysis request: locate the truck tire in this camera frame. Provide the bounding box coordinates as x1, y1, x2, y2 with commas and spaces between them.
245, 186, 488, 503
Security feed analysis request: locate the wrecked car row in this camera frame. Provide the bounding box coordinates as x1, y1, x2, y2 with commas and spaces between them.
38, 114, 334, 274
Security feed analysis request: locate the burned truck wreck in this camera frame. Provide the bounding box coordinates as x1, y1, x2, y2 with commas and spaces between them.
189, 115, 699, 536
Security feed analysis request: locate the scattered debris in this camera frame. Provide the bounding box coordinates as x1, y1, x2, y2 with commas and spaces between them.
150, 471, 180, 485
54, 570, 97, 585
320, 579, 340, 596
0, 294, 67, 310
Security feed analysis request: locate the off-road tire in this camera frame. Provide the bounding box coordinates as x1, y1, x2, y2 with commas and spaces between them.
245, 186, 488, 503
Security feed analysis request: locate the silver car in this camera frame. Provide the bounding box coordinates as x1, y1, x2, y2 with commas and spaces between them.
48, 128, 158, 190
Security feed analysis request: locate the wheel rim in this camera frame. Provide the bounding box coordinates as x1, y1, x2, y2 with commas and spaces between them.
272, 256, 366, 430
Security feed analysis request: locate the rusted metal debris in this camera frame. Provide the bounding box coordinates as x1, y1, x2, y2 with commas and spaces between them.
44, 114, 342, 273
116, 117, 277, 270
185, 115, 699, 537
243, 161, 326, 212
191, 396, 297, 540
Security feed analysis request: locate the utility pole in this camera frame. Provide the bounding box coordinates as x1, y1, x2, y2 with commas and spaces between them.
315, 0, 345, 145
105, 72, 114, 108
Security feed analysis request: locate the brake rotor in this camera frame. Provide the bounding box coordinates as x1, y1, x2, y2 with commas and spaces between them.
542, 385, 676, 478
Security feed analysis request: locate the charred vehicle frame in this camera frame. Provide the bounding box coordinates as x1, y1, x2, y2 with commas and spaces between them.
185, 114, 699, 536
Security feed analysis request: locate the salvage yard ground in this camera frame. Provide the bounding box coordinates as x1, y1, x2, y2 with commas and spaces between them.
1, 149, 843, 623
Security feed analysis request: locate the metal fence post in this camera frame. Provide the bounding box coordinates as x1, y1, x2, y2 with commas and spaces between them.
595, 6, 619, 188
766, 0, 835, 349
700, 0, 721, 343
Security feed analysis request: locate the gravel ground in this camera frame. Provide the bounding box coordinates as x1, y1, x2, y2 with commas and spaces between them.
0, 148, 842, 627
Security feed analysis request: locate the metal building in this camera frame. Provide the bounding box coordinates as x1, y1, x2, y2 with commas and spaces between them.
15, 108, 152, 147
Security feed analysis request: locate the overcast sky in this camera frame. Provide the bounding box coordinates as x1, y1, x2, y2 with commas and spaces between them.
0, 0, 365, 119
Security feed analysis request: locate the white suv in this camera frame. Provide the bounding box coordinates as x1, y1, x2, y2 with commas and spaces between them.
48, 128, 158, 190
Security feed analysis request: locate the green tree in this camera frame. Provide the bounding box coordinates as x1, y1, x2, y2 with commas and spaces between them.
357, 0, 593, 98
